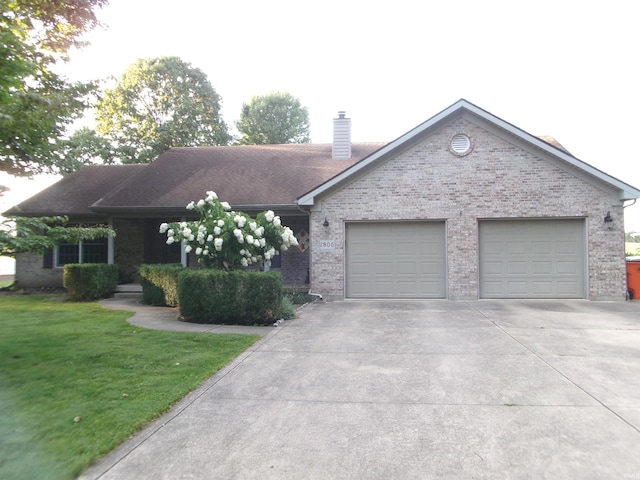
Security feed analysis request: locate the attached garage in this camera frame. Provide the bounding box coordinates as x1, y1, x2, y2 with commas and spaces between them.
345, 222, 446, 299
479, 219, 586, 299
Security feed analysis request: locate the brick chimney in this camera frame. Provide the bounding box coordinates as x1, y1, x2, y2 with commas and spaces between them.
332, 111, 351, 160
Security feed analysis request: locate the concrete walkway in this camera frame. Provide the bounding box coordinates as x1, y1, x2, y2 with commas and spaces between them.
84, 298, 640, 479
99, 294, 272, 336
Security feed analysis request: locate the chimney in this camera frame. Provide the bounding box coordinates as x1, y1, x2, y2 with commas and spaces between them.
332, 111, 351, 160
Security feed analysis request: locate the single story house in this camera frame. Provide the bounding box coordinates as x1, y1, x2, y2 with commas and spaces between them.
7, 99, 640, 300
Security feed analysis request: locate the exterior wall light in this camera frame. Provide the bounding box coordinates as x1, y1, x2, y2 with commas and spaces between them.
323, 217, 329, 227
604, 211, 613, 224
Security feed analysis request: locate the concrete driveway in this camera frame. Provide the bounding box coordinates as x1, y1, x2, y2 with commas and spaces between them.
83, 300, 640, 479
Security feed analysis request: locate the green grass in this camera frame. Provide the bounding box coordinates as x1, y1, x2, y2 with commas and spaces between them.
0, 295, 260, 480
626, 242, 640, 256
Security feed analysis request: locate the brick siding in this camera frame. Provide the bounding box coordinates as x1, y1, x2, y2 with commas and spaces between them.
310, 117, 627, 300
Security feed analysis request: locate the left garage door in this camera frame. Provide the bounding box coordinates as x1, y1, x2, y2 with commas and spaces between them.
345, 222, 446, 299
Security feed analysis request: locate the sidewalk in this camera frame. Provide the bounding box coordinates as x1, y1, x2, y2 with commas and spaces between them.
99, 294, 272, 336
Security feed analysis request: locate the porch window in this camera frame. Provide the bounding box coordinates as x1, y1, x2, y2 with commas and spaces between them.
55, 237, 108, 267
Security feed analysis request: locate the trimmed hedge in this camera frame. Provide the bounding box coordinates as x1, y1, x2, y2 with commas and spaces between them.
178, 270, 283, 325
139, 264, 182, 307
63, 264, 119, 301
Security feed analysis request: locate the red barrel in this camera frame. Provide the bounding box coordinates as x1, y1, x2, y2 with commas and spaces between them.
627, 258, 640, 300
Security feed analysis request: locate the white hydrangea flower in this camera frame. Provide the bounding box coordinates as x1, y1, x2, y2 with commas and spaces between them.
249, 222, 257, 231
246, 234, 254, 244
240, 258, 248, 267
197, 199, 205, 207
259, 238, 266, 248
186, 202, 195, 210
207, 234, 214, 242
214, 238, 223, 251
217, 219, 225, 227
220, 201, 231, 211
185, 245, 192, 253
265, 210, 274, 222
179, 222, 187, 228
254, 226, 264, 237
167, 229, 174, 237
195, 247, 203, 255
203, 249, 209, 255
213, 227, 221, 236
159, 223, 169, 233
273, 216, 281, 227
166, 237, 175, 245
206, 191, 218, 201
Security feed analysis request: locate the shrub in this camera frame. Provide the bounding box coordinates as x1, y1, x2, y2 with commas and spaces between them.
63, 264, 119, 301
139, 264, 182, 307
178, 269, 283, 325
280, 296, 296, 320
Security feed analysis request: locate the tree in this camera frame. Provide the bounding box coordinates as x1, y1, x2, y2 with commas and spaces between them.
0, 0, 106, 176
94, 57, 231, 164
235, 92, 311, 145
0, 216, 114, 257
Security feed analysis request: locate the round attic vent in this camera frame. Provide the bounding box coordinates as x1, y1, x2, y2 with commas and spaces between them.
450, 134, 472, 156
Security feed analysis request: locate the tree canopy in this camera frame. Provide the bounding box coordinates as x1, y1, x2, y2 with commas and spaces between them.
94, 56, 231, 164
0, 0, 106, 177
235, 92, 311, 145
0, 216, 114, 257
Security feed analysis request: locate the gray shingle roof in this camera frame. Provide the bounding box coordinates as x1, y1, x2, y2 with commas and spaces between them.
4, 143, 385, 216
91, 143, 385, 211
4, 164, 146, 217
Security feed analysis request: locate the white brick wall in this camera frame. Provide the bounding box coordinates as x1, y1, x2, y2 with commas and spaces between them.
310, 118, 627, 301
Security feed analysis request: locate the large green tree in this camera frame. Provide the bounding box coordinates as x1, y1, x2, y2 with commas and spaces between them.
94, 56, 231, 164
235, 92, 311, 145
0, 0, 106, 176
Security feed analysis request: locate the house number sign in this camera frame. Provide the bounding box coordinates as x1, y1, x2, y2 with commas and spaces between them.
317, 240, 337, 251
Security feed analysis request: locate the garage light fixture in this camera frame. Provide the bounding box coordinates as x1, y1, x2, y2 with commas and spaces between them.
323, 217, 329, 227
604, 211, 613, 227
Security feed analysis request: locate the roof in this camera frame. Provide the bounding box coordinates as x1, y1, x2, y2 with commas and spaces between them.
4, 164, 146, 217
89, 143, 385, 213
4, 144, 383, 217
298, 99, 640, 205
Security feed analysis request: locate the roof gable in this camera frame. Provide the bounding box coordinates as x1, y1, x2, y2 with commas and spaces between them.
297, 99, 640, 205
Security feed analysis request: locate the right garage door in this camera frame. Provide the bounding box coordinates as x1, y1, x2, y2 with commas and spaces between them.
479, 219, 586, 299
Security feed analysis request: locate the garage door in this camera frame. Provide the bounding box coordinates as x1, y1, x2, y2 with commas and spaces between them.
346, 222, 446, 298
479, 219, 586, 299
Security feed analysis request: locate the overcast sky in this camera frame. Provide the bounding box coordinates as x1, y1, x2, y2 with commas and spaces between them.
2, 0, 640, 230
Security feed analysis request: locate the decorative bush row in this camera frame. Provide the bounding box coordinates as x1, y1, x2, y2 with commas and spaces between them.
63, 264, 119, 301
139, 264, 182, 307
177, 269, 283, 325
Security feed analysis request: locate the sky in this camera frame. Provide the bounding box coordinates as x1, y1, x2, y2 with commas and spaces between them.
1, 0, 640, 234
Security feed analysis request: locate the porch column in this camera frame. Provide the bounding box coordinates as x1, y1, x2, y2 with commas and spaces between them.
181, 216, 188, 267
107, 216, 115, 264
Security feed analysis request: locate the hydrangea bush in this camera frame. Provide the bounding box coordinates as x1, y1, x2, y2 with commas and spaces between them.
159, 191, 298, 271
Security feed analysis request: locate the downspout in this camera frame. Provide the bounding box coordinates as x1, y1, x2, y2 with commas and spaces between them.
297, 203, 323, 300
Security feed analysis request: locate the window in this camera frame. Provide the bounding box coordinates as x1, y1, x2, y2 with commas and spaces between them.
55, 237, 108, 267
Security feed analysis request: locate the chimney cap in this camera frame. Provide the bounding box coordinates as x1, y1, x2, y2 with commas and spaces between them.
337, 111, 347, 119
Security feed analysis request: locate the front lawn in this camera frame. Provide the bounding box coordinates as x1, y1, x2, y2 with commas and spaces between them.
627, 242, 640, 256
0, 295, 260, 479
